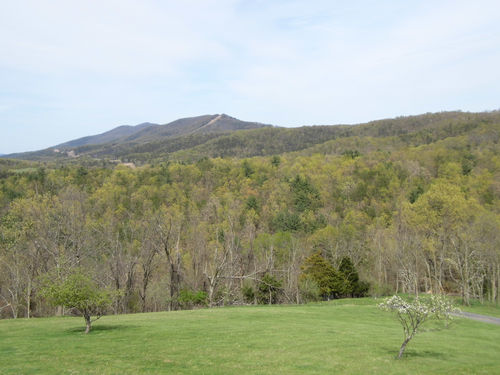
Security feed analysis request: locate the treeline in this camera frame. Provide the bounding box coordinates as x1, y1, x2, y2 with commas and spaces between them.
0, 116, 499, 319
114, 111, 500, 163
11, 111, 500, 164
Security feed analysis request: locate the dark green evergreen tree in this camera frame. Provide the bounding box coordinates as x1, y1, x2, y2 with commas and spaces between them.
301, 252, 346, 300
339, 257, 369, 297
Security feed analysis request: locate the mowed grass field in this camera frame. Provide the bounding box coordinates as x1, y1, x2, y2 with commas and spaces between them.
1, 299, 499, 375
460, 299, 500, 318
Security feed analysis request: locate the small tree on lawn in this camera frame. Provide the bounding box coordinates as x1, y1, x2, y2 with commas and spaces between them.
41, 271, 112, 334
379, 295, 458, 359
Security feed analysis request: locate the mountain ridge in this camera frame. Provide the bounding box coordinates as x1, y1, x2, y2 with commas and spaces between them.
57, 122, 158, 148
3, 110, 499, 163
4, 113, 272, 160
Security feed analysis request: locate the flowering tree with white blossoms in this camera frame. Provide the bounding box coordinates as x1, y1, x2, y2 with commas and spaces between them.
379, 295, 458, 359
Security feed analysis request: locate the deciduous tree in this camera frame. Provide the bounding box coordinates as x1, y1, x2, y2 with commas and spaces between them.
41, 271, 112, 334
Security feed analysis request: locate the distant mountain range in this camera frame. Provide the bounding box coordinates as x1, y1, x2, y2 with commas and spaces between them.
57, 122, 157, 148
5, 113, 272, 161
4, 111, 500, 163
56, 114, 271, 149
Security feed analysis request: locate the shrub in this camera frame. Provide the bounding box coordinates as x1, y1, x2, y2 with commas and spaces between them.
177, 290, 208, 309
298, 278, 321, 303
257, 274, 281, 305
242, 284, 255, 304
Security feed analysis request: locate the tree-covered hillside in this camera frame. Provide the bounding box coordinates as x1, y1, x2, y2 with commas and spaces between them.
6, 113, 271, 162
0, 111, 498, 319
7, 111, 500, 164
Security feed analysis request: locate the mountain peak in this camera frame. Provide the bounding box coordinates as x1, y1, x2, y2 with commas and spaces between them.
5, 113, 271, 158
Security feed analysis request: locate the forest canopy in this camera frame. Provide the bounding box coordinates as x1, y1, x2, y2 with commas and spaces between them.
0, 111, 499, 318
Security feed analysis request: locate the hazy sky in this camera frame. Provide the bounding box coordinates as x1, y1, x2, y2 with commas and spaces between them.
1, 0, 499, 153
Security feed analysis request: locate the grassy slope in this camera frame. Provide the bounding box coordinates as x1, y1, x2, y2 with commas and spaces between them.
1, 299, 499, 375
460, 300, 500, 318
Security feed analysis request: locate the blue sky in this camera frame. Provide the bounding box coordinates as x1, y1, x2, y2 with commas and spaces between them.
1, 0, 499, 154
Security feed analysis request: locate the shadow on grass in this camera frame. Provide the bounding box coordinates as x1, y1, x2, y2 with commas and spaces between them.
403, 350, 447, 359
381, 346, 447, 360
66, 324, 137, 333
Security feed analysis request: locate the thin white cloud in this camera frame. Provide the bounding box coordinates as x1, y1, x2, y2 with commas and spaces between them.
0, 0, 234, 76
0, 0, 499, 152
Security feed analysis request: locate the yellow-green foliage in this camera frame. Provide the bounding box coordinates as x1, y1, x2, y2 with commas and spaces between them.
0, 112, 499, 317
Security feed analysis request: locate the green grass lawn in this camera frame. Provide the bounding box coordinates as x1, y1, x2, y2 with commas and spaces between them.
458, 299, 500, 318
1, 298, 499, 374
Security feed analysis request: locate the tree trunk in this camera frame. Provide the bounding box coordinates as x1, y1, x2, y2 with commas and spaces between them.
141, 292, 147, 313
496, 264, 499, 304
207, 278, 216, 307
169, 263, 180, 311
84, 313, 91, 334
26, 278, 32, 319
398, 336, 412, 359
113, 273, 121, 314
140, 257, 155, 313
